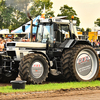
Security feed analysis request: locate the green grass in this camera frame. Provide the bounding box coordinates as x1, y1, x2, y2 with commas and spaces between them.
0, 80, 100, 93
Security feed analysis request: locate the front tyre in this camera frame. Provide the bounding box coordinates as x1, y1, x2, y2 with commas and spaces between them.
19, 53, 49, 84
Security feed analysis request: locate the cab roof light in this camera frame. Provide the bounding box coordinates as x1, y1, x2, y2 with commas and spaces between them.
71, 15, 74, 20
50, 16, 52, 19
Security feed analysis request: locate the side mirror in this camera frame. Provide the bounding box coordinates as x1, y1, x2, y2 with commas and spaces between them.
82, 31, 85, 35
22, 25, 25, 32
54, 23, 58, 31
86, 31, 88, 35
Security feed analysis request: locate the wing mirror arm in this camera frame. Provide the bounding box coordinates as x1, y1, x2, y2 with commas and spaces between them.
22, 25, 25, 32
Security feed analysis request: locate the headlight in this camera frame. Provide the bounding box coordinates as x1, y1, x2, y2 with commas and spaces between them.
7, 47, 15, 50
20, 53, 23, 58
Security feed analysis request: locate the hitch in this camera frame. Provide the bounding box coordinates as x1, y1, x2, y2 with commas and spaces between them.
0, 55, 15, 73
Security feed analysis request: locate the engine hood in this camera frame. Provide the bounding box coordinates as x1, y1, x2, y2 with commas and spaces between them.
7, 42, 46, 49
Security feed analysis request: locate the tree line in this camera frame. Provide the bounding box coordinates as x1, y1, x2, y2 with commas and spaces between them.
0, 0, 99, 32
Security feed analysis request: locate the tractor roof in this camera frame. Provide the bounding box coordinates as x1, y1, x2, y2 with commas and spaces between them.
38, 17, 76, 25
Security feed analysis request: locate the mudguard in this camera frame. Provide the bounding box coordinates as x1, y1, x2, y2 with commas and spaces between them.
59, 39, 91, 48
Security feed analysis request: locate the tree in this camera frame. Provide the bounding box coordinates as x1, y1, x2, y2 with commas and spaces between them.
8, 9, 29, 31
0, 0, 54, 31
0, 0, 29, 31
30, 0, 54, 18
5, 0, 31, 13
57, 5, 80, 26
81, 28, 85, 32
0, 0, 5, 29
86, 28, 91, 32
94, 18, 100, 26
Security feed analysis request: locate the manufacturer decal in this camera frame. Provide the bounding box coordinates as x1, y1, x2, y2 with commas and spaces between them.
33, 64, 41, 67
78, 56, 89, 64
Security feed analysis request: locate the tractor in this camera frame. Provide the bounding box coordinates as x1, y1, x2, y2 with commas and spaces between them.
0, 17, 99, 84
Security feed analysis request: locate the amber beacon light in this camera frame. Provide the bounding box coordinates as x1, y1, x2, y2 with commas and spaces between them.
71, 15, 74, 20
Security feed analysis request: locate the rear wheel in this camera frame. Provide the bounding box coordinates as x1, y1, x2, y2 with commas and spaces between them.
61, 45, 99, 81
19, 53, 49, 84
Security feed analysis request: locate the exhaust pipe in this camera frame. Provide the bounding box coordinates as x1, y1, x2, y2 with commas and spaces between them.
27, 12, 33, 42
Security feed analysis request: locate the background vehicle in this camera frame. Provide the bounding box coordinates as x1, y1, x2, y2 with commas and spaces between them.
0, 17, 99, 83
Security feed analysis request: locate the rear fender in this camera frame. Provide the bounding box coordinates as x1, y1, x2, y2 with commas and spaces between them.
59, 39, 91, 49
71, 40, 91, 48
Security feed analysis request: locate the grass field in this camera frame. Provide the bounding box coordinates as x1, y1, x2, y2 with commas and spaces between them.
0, 80, 100, 93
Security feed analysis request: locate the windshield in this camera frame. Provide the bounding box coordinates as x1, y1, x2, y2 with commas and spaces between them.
37, 24, 54, 43
55, 24, 70, 42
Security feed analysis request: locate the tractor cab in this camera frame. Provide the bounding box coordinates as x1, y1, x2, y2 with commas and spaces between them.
35, 18, 78, 59
36, 18, 78, 47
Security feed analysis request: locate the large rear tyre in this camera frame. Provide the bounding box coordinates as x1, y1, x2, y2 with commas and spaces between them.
61, 45, 99, 81
19, 53, 49, 84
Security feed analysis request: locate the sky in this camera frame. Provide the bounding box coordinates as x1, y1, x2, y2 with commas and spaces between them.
51, 0, 100, 29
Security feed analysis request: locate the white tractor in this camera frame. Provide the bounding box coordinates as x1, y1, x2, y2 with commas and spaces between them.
0, 17, 99, 84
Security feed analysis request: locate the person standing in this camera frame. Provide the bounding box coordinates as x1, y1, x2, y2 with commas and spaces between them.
90, 39, 95, 47
0, 38, 4, 51
94, 39, 99, 47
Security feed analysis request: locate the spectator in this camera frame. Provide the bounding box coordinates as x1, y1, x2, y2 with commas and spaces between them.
3, 39, 6, 49
94, 39, 99, 47
26, 39, 30, 42
32, 37, 35, 42
6, 38, 11, 42
22, 39, 26, 42
90, 39, 95, 47
0, 38, 4, 51
96, 39, 100, 47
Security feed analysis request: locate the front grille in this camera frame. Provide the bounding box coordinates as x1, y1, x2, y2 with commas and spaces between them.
7, 51, 16, 59
7, 43, 15, 46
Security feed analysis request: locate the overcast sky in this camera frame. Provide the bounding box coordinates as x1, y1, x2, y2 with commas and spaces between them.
51, 0, 100, 29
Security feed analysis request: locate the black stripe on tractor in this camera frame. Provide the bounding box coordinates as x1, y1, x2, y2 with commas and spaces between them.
32, 48, 46, 50
19, 47, 46, 51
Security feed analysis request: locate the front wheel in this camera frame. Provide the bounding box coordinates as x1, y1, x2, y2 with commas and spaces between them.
19, 53, 49, 84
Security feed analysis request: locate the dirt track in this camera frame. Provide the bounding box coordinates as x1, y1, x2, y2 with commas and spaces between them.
19, 90, 100, 100
1, 86, 100, 100
0, 76, 100, 100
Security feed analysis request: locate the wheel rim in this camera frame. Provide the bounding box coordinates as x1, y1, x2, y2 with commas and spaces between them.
31, 61, 44, 79
75, 49, 98, 80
